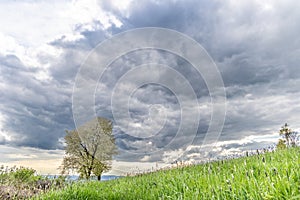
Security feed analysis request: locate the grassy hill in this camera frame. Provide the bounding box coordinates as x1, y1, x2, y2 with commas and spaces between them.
35, 147, 300, 200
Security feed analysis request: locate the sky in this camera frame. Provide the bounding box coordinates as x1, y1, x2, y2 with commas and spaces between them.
0, 0, 300, 175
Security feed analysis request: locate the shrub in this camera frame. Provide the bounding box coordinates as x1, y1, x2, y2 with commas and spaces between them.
12, 167, 36, 183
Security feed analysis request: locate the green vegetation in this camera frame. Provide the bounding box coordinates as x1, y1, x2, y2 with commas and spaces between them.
61, 117, 117, 181
36, 147, 300, 200
0, 166, 67, 199
0, 166, 37, 185
278, 123, 299, 148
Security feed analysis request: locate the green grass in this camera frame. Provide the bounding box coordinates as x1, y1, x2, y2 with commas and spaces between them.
35, 147, 300, 200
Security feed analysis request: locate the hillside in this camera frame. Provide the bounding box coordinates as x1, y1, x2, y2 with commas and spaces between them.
35, 147, 300, 200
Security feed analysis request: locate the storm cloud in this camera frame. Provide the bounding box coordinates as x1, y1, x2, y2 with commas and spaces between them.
0, 0, 300, 171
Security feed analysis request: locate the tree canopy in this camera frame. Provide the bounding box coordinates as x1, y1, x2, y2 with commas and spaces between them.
61, 117, 117, 180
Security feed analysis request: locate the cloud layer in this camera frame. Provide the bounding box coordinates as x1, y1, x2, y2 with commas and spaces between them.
1, 0, 300, 172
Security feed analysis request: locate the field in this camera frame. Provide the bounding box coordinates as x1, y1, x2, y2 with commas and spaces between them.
35, 147, 300, 200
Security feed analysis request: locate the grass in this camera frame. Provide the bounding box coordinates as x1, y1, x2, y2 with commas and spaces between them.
35, 147, 300, 200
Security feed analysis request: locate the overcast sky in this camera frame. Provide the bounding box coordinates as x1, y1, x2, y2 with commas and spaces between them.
0, 0, 300, 175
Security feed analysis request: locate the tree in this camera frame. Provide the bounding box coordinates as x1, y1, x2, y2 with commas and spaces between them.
92, 159, 111, 181
278, 123, 299, 148
279, 123, 292, 147
276, 139, 286, 150
61, 117, 117, 180
289, 131, 299, 147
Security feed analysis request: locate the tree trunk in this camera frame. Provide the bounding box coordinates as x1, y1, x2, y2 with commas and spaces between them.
97, 175, 101, 181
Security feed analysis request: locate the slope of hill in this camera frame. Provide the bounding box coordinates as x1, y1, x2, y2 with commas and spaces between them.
35, 147, 300, 200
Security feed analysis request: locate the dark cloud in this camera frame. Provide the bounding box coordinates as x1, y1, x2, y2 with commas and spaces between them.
98, 0, 300, 162
0, 53, 74, 149
1, 0, 300, 166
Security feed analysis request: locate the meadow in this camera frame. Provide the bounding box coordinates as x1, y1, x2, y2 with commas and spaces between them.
34, 147, 300, 200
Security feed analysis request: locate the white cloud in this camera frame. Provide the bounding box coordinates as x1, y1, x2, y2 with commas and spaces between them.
109, 160, 164, 175
0, 0, 122, 47
0, 145, 64, 174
